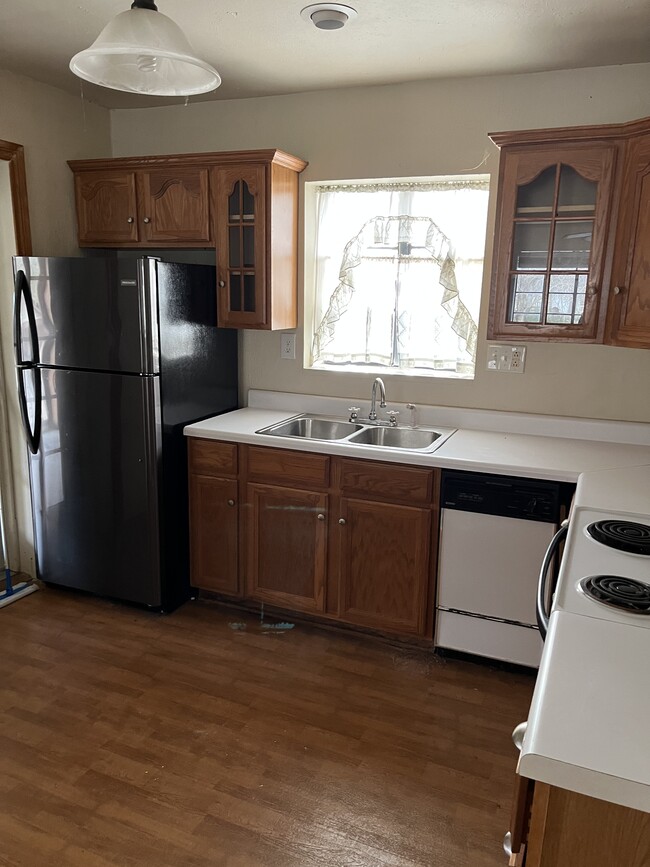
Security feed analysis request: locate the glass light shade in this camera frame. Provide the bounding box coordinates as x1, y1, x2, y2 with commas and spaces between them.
70, 7, 221, 96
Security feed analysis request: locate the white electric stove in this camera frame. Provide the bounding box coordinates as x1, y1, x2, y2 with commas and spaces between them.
518, 465, 650, 813
553, 507, 650, 627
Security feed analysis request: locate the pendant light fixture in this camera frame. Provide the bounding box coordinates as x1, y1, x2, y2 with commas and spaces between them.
70, 0, 221, 97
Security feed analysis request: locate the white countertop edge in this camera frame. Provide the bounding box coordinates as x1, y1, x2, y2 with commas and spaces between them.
517, 754, 650, 814
248, 390, 650, 446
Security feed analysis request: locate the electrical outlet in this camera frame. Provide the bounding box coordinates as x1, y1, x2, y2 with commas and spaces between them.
280, 332, 296, 360
487, 344, 499, 370
510, 345, 527, 373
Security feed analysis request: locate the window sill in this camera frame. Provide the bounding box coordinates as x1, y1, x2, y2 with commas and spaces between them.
307, 362, 475, 381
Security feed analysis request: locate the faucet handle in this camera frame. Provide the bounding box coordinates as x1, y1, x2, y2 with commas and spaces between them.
386, 410, 400, 427
348, 406, 361, 422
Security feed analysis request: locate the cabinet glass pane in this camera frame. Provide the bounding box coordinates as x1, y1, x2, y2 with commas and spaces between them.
546, 274, 587, 324
508, 274, 545, 323
511, 222, 551, 270
515, 166, 556, 216
243, 226, 255, 267
242, 182, 255, 221
243, 274, 256, 312
228, 181, 241, 221
229, 273, 241, 311
551, 221, 593, 271
557, 166, 597, 217
229, 227, 241, 267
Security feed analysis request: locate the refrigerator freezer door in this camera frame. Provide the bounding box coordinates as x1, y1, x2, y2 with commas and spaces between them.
13, 257, 158, 374
29, 367, 162, 606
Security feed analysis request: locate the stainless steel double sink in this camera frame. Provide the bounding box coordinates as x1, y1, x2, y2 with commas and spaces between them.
256, 414, 454, 453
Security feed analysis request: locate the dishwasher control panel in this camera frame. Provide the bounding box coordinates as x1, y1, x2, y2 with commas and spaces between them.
441, 470, 573, 524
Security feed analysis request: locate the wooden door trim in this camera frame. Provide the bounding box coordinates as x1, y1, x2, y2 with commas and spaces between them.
0, 140, 32, 255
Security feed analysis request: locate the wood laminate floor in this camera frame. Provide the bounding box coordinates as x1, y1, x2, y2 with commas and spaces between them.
0, 588, 534, 867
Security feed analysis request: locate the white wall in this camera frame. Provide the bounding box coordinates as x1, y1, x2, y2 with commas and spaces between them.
0, 70, 111, 574
108, 64, 650, 424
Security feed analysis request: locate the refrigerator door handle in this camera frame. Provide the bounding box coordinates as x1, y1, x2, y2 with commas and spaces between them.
17, 365, 41, 455
13, 269, 40, 367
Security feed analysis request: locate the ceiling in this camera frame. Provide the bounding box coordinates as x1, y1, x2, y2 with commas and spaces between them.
2, 0, 650, 109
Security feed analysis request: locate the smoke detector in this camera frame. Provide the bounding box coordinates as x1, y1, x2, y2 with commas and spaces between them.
300, 4, 358, 30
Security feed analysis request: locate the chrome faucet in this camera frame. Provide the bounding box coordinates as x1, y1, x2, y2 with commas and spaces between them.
369, 377, 387, 421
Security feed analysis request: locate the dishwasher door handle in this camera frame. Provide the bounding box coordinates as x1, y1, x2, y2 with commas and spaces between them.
536, 519, 569, 640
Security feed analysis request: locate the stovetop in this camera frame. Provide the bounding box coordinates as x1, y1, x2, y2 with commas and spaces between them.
553, 507, 650, 629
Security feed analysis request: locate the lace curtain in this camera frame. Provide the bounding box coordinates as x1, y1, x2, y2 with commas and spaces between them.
309, 180, 489, 375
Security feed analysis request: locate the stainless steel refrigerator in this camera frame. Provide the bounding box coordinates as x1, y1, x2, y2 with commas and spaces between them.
12, 256, 238, 610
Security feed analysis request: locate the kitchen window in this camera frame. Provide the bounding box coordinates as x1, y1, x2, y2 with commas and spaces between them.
305, 177, 490, 377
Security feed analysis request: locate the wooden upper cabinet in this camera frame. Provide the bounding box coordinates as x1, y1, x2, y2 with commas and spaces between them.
138, 167, 211, 244
213, 157, 303, 330
74, 170, 139, 245
214, 164, 267, 328
69, 149, 307, 330
606, 132, 650, 348
488, 141, 618, 342
488, 115, 650, 347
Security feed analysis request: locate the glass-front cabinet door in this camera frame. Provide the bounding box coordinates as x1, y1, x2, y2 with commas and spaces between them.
214, 164, 267, 328
489, 145, 617, 341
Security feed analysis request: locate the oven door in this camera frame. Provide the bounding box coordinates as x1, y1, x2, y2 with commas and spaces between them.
536, 518, 569, 639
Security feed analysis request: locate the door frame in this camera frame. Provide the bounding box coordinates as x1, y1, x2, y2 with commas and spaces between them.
0, 139, 32, 577
0, 140, 32, 255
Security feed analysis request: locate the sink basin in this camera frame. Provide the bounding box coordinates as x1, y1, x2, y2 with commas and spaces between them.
347, 426, 441, 450
258, 416, 364, 440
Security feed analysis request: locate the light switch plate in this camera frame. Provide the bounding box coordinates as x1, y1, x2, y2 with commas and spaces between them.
487, 344, 527, 373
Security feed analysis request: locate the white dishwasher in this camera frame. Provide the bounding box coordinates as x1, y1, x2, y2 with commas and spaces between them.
435, 471, 572, 667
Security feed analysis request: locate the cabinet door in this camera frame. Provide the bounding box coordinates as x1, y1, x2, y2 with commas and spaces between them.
214, 165, 267, 328
246, 483, 327, 613
607, 134, 650, 347
489, 145, 617, 341
75, 170, 139, 245
189, 474, 239, 595
139, 167, 211, 244
337, 497, 430, 635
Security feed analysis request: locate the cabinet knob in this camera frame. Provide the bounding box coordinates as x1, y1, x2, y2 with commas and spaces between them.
613, 285, 624, 295
218, 280, 226, 288
143, 217, 151, 224
126, 216, 134, 224
317, 513, 326, 521
586, 283, 598, 297
338, 518, 346, 525
227, 498, 235, 506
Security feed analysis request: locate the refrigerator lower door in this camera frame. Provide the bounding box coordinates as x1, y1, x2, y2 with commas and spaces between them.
29, 368, 163, 606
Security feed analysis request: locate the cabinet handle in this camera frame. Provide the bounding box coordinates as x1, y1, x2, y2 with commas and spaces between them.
613, 285, 623, 295
512, 722, 527, 752
227, 498, 235, 506
503, 832, 513, 858
317, 513, 326, 521
143, 217, 151, 224
126, 216, 134, 224
218, 280, 226, 288
338, 518, 346, 525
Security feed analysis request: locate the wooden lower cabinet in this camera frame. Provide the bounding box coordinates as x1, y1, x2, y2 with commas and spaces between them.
337, 497, 431, 635
189, 474, 239, 595
246, 483, 327, 613
514, 782, 650, 866
188, 439, 438, 640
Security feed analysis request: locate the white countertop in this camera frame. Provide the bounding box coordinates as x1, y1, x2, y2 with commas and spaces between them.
184, 395, 650, 483
518, 465, 650, 813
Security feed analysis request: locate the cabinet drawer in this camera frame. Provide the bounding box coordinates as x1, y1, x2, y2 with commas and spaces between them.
337, 458, 434, 505
246, 446, 330, 489
188, 438, 238, 477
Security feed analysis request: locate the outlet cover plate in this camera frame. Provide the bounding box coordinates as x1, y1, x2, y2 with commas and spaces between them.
281, 332, 296, 360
